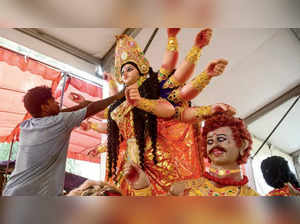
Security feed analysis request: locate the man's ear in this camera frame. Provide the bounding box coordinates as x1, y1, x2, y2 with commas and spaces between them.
40, 104, 48, 114
240, 140, 249, 156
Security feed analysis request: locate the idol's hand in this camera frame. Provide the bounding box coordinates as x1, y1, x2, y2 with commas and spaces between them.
206, 59, 228, 77
167, 28, 181, 37
125, 83, 141, 106
212, 103, 236, 116
195, 28, 213, 48
124, 162, 150, 190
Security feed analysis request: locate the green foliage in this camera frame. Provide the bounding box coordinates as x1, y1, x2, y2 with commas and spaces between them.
0, 142, 19, 162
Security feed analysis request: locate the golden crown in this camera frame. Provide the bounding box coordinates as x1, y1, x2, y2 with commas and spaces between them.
114, 34, 150, 83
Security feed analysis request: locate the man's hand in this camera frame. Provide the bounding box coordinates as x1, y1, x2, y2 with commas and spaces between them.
69, 92, 86, 104
124, 162, 150, 190
103, 71, 114, 81
195, 28, 213, 48
84, 90, 124, 119
168, 28, 181, 37
206, 59, 228, 77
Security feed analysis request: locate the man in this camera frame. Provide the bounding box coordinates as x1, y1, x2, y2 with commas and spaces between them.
125, 113, 259, 196
261, 156, 300, 196
3, 85, 123, 196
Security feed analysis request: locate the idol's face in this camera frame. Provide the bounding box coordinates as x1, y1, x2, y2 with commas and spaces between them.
206, 126, 240, 166
121, 63, 140, 86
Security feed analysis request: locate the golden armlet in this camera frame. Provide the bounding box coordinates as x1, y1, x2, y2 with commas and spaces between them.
159, 67, 172, 81
167, 88, 183, 104
163, 75, 182, 89
185, 46, 202, 64
133, 185, 152, 196
167, 37, 178, 52
191, 72, 211, 91
173, 106, 185, 120
194, 106, 212, 119
137, 98, 157, 113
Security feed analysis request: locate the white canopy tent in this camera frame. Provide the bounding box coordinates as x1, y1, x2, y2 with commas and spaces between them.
0, 27, 299, 194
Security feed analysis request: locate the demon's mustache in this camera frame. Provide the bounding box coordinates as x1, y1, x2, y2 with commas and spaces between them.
209, 146, 227, 154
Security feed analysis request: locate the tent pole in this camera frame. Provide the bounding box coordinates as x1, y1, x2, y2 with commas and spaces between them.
5, 136, 15, 178
252, 95, 300, 159
59, 72, 68, 110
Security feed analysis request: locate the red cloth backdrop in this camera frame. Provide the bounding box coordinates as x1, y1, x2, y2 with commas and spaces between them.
0, 46, 103, 163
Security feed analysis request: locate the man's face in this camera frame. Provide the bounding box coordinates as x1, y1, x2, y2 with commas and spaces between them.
206, 126, 241, 166
121, 63, 140, 86
41, 98, 60, 116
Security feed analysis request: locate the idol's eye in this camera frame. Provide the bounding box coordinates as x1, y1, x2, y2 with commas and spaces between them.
217, 136, 227, 142
207, 139, 214, 145
127, 67, 134, 72
121, 66, 134, 75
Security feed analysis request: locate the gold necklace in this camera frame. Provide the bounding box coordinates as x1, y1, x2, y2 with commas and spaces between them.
208, 167, 241, 176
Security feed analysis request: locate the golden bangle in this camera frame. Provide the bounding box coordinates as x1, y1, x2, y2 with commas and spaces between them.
185, 46, 202, 64
167, 37, 178, 52
108, 79, 117, 90
97, 145, 107, 153
173, 106, 185, 120
90, 122, 98, 130
137, 98, 157, 113
158, 67, 171, 82
133, 185, 152, 196
194, 106, 212, 119
190, 71, 211, 91
103, 107, 109, 119
167, 88, 183, 104
163, 75, 182, 89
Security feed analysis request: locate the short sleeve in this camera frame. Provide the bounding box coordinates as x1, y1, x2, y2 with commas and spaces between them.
61, 107, 87, 130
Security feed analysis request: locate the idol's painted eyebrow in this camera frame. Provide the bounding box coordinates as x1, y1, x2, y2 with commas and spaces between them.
207, 134, 226, 138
